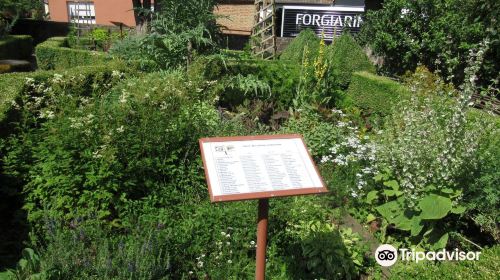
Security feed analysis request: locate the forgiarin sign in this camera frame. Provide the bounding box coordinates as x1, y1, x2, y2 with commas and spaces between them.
280, 6, 364, 40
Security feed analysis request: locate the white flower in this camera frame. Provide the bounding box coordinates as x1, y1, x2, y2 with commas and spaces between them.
116, 125, 125, 133
227, 260, 232, 264
119, 90, 129, 104
197, 261, 203, 268
111, 70, 123, 78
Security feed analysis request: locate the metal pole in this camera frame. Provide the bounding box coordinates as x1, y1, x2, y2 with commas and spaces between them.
255, 198, 269, 280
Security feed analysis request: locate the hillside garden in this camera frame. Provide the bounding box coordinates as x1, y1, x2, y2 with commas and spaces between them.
0, 0, 498, 279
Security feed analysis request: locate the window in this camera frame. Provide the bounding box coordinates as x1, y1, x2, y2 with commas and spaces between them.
67, 2, 96, 24
44, 0, 49, 16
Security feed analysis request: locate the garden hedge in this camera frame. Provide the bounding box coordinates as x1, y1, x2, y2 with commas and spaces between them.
0, 62, 129, 133
35, 37, 110, 70
326, 34, 376, 89
341, 71, 409, 117
279, 29, 320, 63
0, 35, 33, 60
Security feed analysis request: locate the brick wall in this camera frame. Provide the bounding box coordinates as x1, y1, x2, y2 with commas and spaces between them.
215, 4, 254, 35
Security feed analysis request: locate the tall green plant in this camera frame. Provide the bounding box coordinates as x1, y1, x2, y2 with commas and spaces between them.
359, 0, 499, 89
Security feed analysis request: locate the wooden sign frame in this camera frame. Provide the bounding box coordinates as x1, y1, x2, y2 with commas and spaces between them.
199, 134, 328, 202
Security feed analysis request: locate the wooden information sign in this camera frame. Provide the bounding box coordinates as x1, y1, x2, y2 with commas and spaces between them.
199, 134, 328, 280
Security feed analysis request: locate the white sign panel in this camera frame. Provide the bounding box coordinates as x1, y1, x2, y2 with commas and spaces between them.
199, 135, 327, 202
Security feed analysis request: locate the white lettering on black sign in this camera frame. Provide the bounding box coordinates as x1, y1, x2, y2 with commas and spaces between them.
279, 6, 365, 40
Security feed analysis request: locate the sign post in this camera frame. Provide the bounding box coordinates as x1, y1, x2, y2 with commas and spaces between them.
256, 198, 269, 280
199, 134, 327, 279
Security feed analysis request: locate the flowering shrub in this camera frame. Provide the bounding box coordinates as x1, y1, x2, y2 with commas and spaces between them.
4, 72, 220, 229
320, 109, 377, 199
377, 95, 481, 204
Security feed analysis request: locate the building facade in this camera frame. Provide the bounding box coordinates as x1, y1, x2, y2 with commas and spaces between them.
47, 0, 138, 27
216, 0, 375, 39
45, 1, 379, 39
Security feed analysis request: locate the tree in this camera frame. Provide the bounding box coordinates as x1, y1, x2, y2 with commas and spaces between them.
358, 0, 499, 91
0, 0, 41, 36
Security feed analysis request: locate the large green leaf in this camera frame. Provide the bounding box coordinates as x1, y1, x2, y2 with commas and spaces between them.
410, 217, 424, 236
451, 205, 466, 214
383, 189, 403, 197
366, 213, 377, 223
366, 190, 378, 204
427, 230, 449, 250
418, 194, 452, 220
391, 212, 412, 231
375, 200, 402, 220
383, 180, 399, 190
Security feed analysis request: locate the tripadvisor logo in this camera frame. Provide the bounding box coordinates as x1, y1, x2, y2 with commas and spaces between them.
375, 244, 481, 267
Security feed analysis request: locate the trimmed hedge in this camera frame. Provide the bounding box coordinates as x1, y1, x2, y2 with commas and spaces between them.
280, 29, 320, 63
0, 62, 130, 131
35, 37, 110, 70
341, 71, 409, 117
0, 35, 33, 60
327, 34, 376, 89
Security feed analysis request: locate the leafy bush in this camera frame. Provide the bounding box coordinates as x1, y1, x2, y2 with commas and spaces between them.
0, 63, 130, 270
326, 34, 375, 89
388, 245, 500, 280
271, 197, 374, 279
280, 110, 342, 160
280, 29, 320, 63
358, 0, 500, 89
1, 221, 170, 279
109, 0, 220, 71
108, 35, 159, 72
284, 34, 375, 108
341, 71, 410, 121
35, 37, 110, 70
0, 35, 33, 60
3, 72, 220, 229
0, 62, 129, 131
464, 109, 500, 241
188, 56, 301, 110
89, 28, 116, 51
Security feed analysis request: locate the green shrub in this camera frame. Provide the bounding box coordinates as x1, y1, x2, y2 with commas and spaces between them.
0, 62, 130, 270
370, 92, 485, 249
341, 71, 409, 119
388, 245, 500, 280
0, 35, 33, 60
2, 221, 170, 279
188, 56, 301, 109
3, 72, 220, 229
271, 197, 374, 279
280, 110, 341, 160
0, 62, 129, 128
464, 109, 500, 242
35, 37, 110, 70
326, 34, 375, 89
358, 0, 499, 89
0, 72, 27, 127
108, 35, 158, 72
280, 29, 320, 63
